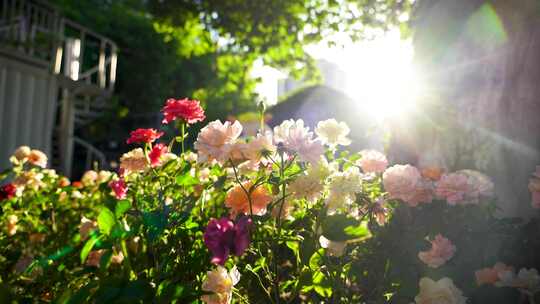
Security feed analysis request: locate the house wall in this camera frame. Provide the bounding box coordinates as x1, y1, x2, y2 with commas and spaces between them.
0, 50, 58, 169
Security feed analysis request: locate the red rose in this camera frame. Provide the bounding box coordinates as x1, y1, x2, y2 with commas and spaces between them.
126, 128, 164, 144
161, 98, 205, 125
0, 183, 17, 201
148, 143, 169, 167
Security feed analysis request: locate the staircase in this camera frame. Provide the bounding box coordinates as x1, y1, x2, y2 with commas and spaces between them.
0, 0, 118, 176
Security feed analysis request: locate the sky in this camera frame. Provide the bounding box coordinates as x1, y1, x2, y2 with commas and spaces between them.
253, 30, 419, 121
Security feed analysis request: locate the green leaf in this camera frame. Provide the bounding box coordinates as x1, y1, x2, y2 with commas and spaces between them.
115, 200, 131, 218
321, 214, 360, 241
175, 174, 198, 187
157, 280, 186, 302
309, 249, 324, 270
80, 236, 101, 264
286, 241, 300, 264
314, 284, 332, 298
98, 207, 116, 235
142, 211, 167, 242
344, 220, 372, 240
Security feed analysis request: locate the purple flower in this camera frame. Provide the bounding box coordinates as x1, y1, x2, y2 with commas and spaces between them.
203, 216, 252, 265
232, 216, 251, 256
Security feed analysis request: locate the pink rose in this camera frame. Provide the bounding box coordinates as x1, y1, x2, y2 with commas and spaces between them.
529, 166, 540, 209
418, 234, 456, 268
273, 119, 324, 164
195, 120, 243, 164
435, 173, 469, 205
457, 169, 494, 203
383, 165, 424, 206
357, 150, 388, 173
475, 262, 514, 286
408, 179, 434, 206
109, 179, 128, 200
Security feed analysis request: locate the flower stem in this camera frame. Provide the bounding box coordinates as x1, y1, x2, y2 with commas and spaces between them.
120, 239, 134, 279
272, 152, 287, 304
181, 122, 186, 154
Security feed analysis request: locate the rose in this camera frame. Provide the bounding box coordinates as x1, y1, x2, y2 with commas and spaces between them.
161, 98, 205, 124
415, 277, 466, 304
126, 128, 164, 144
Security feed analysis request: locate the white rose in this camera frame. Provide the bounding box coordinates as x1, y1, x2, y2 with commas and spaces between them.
415, 277, 466, 304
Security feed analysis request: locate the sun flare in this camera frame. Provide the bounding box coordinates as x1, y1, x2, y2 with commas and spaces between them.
307, 31, 421, 121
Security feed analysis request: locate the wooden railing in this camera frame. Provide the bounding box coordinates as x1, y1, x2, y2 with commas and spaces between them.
0, 0, 117, 93
0, 0, 60, 62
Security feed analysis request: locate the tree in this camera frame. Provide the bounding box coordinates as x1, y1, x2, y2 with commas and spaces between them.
53, 0, 413, 116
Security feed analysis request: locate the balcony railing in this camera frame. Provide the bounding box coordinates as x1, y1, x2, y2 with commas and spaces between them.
0, 0, 117, 92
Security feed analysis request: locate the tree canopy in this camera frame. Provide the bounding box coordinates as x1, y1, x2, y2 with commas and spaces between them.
51, 0, 412, 118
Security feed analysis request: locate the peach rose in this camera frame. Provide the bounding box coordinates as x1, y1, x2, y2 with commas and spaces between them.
201, 266, 240, 304
58, 177, 71, 187
225, 182, 272, 216
81, 170, 98, 187
120, 148, 149, 173
14, 171, 45, 191
7, 215, 18, 236
97, 170, 113, 184
14, 146, 31, 161
27, 149, 48, 168
418, 234, 456, 268
421, 166, 444, 181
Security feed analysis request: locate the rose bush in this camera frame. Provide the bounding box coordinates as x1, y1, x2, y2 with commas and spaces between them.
0, 97, 539, 303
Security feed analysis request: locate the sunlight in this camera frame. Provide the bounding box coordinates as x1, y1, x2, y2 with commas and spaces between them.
307, 30, 421, 121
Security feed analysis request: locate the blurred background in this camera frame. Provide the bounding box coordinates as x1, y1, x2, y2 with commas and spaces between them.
1, 0, 539, 216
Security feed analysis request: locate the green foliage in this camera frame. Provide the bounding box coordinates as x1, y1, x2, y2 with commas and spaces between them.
1, 116, 539, 303
50, 0, 413, 122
